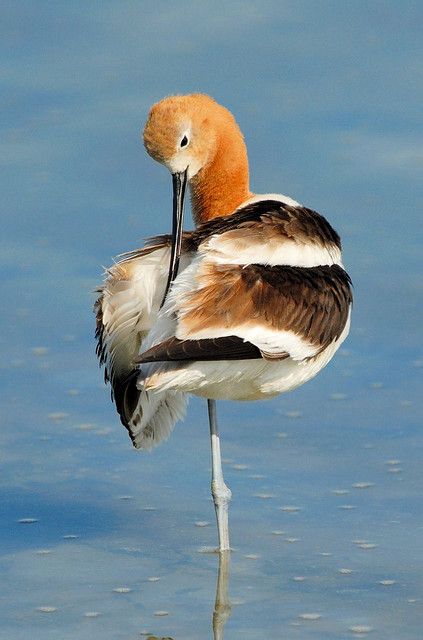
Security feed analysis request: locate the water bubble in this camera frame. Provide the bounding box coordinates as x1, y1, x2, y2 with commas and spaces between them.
76, 422, 96, 431
352, 482, 374, 489
298, 612, 321, 621
330, 393, 347, 401
18, 518, 38, 524
197, 546, 218, 554
358, 543, 377, 550
349, 625, 373, 634
48, 412, 69, 422
31, 347, 49, 357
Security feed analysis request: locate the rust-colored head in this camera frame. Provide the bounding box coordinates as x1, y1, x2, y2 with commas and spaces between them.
143, 94, 251, 223
143, 94, 217, 179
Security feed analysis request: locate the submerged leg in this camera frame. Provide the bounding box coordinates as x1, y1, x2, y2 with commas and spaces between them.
207, 399, 232, 552
213, 550, 231, 640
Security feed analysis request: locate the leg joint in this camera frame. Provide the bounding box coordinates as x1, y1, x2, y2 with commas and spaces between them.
211, 480, 232, 504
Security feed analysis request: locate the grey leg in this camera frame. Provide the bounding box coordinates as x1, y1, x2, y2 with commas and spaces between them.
207, 399, 232, 552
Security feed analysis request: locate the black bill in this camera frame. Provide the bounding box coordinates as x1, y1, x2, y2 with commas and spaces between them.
160, 168, 188, 308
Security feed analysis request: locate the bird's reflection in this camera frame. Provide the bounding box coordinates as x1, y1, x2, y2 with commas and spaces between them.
213, 551, 231, 639
145, 551, 232, 640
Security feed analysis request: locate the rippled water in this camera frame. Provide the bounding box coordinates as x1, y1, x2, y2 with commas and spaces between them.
1, 3, 422, 639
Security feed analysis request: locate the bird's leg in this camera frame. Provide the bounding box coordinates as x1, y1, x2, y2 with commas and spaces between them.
207, 399, 232, 552
212, 550, 231, 640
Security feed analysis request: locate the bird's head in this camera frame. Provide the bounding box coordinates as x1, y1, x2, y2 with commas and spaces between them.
142, 94, 249, 301
143, 93, 230, 180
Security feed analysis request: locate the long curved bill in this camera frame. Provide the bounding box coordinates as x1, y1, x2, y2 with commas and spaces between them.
160, 168, 188, 308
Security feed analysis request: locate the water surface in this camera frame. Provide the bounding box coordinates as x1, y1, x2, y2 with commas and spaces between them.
1, 2, 422, 638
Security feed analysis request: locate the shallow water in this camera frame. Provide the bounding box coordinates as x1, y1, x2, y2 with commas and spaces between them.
1, 3, 422, 639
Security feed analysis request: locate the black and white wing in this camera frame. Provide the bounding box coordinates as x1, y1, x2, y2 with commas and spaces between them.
95, 239, 188, 449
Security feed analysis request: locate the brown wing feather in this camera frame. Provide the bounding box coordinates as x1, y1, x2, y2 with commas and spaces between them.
184, 199, 342, 251
178, 263, 352, 353
137, 335, 271, 364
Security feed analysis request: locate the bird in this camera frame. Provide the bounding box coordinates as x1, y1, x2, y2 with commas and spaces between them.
95, 93, 352, 552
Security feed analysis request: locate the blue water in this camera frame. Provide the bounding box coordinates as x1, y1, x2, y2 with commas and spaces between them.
1, 2, 422, 638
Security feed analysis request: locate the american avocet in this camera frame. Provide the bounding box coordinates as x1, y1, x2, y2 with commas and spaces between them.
95, 94, 352, 552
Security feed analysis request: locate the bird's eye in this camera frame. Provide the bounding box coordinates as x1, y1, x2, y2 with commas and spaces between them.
180, 135, 189, 148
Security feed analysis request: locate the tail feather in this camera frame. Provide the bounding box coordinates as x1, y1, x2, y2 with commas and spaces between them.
114, 370, 187, 450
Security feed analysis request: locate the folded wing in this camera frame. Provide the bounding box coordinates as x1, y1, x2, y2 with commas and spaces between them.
140, 201, 352, 371
95, 240, 189, 449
